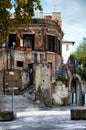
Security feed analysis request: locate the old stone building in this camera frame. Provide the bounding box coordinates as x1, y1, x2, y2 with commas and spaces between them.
0, 12, 85, 107
0, 12, 63, 95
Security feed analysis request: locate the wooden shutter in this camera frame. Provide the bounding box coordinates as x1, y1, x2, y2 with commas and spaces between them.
54, 36, 57, 52
44, 35, 48, 51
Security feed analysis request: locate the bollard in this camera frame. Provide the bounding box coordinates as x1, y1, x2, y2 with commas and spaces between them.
12, 88, 14, 112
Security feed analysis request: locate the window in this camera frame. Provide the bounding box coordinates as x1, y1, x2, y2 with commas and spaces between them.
45, 35, 61, 54
34, 53, 37, 63
66, 44, 69, 51
57, 39, 61, 55
17, 61, 23, 67
8, 34, 16, 48
48, 35, 54, 52
23, 34, 34, 49
46, 35, 55, 52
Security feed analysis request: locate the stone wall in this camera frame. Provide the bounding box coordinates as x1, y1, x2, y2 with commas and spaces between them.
35, 64, 52, 106
51, 80, 69, 106
35, 64, 51, 91
0, 69, 30, 95
35, 64, 69, 107
21, 70, 29, 89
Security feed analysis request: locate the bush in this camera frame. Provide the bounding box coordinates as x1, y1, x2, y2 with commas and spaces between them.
77, 68, 86, 80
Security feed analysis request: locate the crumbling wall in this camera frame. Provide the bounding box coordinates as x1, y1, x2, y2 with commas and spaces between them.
35, 64, 41, 91
21, 70, 29, 89
52, 80, 69, 106
35, 64, 52, 107
35, 64, 69, 107
0, 69, 30, 95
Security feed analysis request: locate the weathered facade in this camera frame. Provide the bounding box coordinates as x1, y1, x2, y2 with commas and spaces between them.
0, 12, 63, 95
0, 12, 85, 107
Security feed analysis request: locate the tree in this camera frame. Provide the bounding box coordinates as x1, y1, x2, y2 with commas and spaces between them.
0, 0, 12, 43
75, 37, 86, 67
70, 37, 86, 67
70, 38, 86, 80
0, 0, 42, 44
77, 37, 86, 53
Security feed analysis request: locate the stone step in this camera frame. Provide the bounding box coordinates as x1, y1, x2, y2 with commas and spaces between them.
56, 63, 66, 76
0, 94, 46, 112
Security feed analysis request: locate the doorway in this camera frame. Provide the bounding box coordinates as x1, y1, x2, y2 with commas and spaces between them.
28, 64, 34, 86
8, 34, 16, 48
70, 77, 83, 106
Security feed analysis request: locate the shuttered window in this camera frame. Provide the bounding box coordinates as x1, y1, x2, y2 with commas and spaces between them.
45, 35, 55, 52
45, 34, 61, 54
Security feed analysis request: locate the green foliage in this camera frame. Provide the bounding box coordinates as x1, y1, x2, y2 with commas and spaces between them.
71, 37, 86, 67
76, 52, 86, 67
14, 0, 42, 26
77, 68, 86, 81
77, 37, 86, 53
70, 38, 86, 80
56, 76, 67, 84
0, 0, 42, 44
70, 53, 76, 60
0, 0, 12, 43
76, 38, 86, 67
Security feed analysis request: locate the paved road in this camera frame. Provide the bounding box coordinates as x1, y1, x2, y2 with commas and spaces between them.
0, 108, 86, 130
0, 95, 86, 130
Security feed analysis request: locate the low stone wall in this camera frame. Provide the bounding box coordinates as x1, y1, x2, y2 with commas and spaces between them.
71, 109, 86, 120
0, 69, 29, 95
0, 111, 14, 121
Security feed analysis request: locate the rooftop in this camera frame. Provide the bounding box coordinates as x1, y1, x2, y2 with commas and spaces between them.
62, 40, 75, 45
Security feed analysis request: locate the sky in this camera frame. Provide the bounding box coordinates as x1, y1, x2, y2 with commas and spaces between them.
39, 0, 86, 50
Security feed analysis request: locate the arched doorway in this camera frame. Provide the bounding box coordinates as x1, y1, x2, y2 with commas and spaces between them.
71, 78, 77, 104
70, 77, 83, 106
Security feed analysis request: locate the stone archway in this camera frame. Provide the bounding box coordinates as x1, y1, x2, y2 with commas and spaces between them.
70, 74, 83, 106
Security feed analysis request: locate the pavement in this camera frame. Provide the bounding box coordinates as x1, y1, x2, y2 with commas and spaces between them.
0, 95, 86, 130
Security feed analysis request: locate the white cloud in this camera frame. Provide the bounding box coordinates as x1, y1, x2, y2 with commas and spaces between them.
40, 0, 86, 49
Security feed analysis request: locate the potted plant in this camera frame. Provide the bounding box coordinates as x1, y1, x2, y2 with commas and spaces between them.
26, 43, 32, 51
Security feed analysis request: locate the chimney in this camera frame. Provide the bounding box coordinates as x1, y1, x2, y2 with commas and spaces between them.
39, 12, 43, 18
52, 12, 62, 27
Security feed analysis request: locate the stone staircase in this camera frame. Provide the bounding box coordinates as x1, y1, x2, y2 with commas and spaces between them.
0, 94, 47, 112
55, 63, 66, 77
